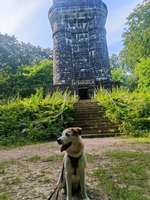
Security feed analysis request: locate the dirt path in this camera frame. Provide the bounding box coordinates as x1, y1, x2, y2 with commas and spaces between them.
1, 137, 150, 162
0, 137, 150, 200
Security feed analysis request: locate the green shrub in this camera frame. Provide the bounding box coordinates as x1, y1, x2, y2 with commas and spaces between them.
95, 88, 150, 136
0, 89, 78, 146
0, 59, 53, 99
134, 58, 150, 91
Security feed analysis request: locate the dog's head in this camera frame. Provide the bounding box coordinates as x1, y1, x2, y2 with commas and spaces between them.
57, 127, 82, 152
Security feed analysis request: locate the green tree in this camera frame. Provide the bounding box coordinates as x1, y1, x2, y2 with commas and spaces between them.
111, 68, 126, 83
0, 59, 53, 99
0, 33, 52, 69
121, 1, 150, 70
111, 67, 136, 89
109, 54, 120, 69
134, 58, 150, 91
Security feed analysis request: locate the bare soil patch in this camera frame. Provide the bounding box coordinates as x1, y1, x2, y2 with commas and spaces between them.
0, 137, 150, 200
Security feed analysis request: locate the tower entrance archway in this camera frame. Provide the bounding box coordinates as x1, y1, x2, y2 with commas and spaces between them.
78, 88, 89, 99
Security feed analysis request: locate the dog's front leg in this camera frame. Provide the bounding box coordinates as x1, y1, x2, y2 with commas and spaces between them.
64, 156, 72, 200
79, 169, 90, 200
65, 171, 72, 200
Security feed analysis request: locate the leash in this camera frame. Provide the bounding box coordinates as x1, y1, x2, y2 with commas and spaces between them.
48, 164, 64, 200
47, 185, 59, 200
47, 154, 82, 199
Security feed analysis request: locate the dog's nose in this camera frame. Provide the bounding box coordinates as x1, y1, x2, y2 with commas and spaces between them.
57, 138, 62, 145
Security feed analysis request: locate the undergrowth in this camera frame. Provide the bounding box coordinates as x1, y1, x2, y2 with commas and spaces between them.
0, 89, 78, 146
95, 88, 150, 136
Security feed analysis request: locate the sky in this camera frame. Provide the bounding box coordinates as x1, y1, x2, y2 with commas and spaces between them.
0, 0, 143, 55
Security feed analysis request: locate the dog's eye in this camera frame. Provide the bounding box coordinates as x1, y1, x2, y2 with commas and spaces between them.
66, 133, 70, 137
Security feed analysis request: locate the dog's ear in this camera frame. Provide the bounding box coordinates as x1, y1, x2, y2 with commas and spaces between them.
72, 127, 82, 135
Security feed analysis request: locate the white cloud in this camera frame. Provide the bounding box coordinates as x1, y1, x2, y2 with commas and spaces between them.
0, 0, 143, 53
106, 0, 143, 46
0, 0, 43, 35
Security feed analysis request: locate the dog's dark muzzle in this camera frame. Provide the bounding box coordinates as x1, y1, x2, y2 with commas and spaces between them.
57, 138, 62, 145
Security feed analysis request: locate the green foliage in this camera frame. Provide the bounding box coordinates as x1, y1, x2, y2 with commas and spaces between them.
0, 90, 78, 146
109, 54, 120, 69
111, 68, 127, 84
121, 1, 150, 69
0, 33, 52, 69
110, 1, 150, 91
109, 54, 129, 86
127, 137, 150, 143
95, 88, 150, 136
111, 67, 137, 90
0, 193, 11, 200
109, 54, 138, 90
0, 59, 53, 99
134, 58, 150, 91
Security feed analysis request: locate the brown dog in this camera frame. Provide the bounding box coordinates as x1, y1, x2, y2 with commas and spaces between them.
57, 127, 90, 200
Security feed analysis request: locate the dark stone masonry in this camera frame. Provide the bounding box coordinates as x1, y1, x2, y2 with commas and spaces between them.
48, 0, 112, 99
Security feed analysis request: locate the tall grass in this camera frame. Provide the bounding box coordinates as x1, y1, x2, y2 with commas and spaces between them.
0, 89, 78, 146
95, 88, 150, 136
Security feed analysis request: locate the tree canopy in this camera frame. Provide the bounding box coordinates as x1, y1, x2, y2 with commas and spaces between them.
0, 59, 53, 99
134, 58, 150, 91
121, 1, 150, 70
0, 33, 52, 70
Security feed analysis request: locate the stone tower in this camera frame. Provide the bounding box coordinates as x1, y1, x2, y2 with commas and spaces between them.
48, 0, 111, 99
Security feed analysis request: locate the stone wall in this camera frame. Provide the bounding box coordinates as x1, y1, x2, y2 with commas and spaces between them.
49, 0, 111, 86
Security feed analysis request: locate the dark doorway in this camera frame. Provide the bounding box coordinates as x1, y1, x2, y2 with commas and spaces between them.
78, 89, 89, 99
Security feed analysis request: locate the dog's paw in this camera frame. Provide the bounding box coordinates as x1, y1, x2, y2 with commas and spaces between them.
83, 197, 90, 200
66, 197, 72, 200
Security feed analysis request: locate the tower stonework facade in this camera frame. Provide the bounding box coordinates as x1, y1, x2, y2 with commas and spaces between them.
49, 0, 111, 98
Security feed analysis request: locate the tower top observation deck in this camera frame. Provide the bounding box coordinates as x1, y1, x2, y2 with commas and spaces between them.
49, 0, 108, 19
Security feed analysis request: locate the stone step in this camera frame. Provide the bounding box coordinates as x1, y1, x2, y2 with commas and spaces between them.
72, 124, 118, 129
72, 119, 112, 123
75, 100, 97, 104
75, 104, 102, 108
75, 108, 103, 112
73, 127, 118, 132
75, 102, 100, 106
73, 119, 107, 122
74, 111, 104, 115
73, 116, 106, 120
71, 100, 120, 138
75, 109, 103, 113
72, 122, 118, 128
82, 133, 121, 138
75, 105, 103, 109
80, 126, 119, 131
73, 119, 118, 127
81, 129, 119, 134
74, 113, 104, 118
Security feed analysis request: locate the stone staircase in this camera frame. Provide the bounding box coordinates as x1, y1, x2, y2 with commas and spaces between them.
71, 100, 120, 138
